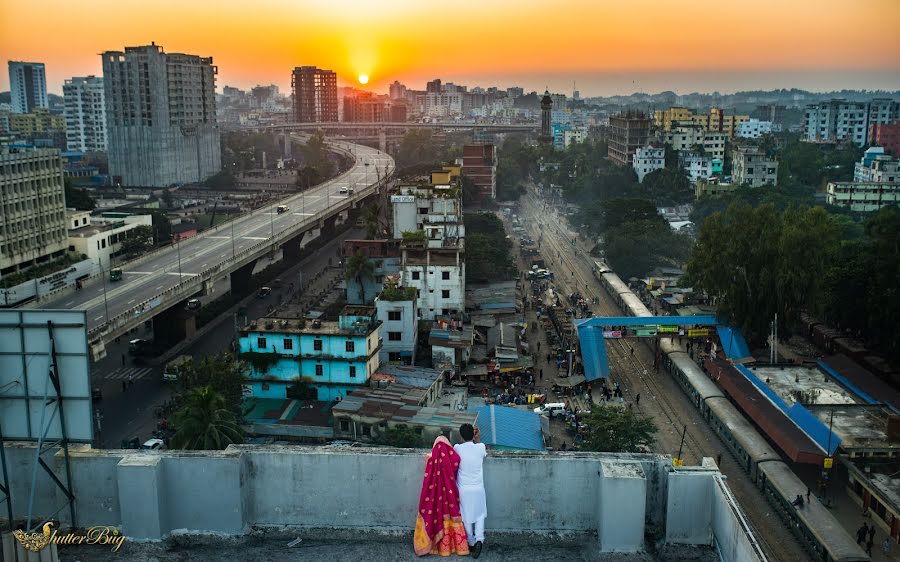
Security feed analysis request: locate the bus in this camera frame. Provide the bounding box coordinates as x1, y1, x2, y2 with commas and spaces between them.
163, 355, 193, 382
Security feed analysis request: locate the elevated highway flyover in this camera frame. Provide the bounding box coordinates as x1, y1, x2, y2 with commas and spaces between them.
26, 141, 394, 360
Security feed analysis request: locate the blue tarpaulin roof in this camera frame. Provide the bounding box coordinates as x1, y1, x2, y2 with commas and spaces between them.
469, 405, 545, 451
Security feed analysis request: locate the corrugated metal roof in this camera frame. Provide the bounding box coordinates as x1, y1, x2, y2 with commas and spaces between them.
468, 405, 544, 451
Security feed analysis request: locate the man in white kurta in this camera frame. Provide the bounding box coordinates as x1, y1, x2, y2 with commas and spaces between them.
454, 423, 487, 556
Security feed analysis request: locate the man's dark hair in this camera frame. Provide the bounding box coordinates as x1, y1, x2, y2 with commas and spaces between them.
459, 423, 475, 442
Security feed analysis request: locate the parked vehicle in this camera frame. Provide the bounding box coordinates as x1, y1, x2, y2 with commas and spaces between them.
533, 403, 566, 418
140, 438, 166, 451
163, 355, 192, 382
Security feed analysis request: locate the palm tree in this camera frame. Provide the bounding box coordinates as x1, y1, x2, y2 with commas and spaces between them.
345, 251, 375, 304
170, 387, 244, 450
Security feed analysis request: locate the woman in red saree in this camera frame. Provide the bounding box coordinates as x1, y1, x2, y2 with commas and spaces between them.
413, 435, 470, 556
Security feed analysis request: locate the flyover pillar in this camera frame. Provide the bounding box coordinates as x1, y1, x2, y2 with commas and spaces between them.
230, 261, 257, 298
152, 304, 197, 347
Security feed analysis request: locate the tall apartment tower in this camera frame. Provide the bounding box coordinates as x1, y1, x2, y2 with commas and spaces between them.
8, 61, 49, 114
0, 147, 68, 279
101, 43, 221, 187
608, 111, 651, 166
63, 76, 107, 152
291, 67, 338, 123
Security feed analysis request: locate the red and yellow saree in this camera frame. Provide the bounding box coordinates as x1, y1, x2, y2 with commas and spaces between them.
413, 436, 470, 556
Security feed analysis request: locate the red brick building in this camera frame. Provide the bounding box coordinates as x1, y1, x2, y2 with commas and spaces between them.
461, 144, 497, 200
870, 121, 900, 156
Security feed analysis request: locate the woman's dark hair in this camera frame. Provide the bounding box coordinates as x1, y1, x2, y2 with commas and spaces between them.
441, 428, 451, 439
459, 423, 475, 442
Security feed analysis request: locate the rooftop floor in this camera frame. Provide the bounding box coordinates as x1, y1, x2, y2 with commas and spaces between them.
750, 364, 859, 405
60, 533, 719, 562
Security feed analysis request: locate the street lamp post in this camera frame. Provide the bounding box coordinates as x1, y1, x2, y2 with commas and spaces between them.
175, 236, 183, 278
231, 214, 236, 258
100, 257, 111, 322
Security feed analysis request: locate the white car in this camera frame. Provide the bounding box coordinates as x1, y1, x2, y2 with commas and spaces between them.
339, 186, 349, 194
141, 438, 166, 451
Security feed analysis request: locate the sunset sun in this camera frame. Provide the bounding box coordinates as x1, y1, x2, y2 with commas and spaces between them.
358, 74, 369, 85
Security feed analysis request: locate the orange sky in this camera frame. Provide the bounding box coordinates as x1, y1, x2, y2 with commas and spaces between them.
2, 0, 899, 96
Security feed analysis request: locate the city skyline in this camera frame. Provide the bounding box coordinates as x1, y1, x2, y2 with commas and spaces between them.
2, 0, 899, 96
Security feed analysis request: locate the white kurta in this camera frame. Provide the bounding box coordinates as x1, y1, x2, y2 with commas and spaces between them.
454, 441, 487, 522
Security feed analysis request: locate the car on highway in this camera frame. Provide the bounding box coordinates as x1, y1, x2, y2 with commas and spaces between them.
276, 205, 289, 214
339, 186, 349, 194
257, 286, 272, 298
185, 298, 201, 310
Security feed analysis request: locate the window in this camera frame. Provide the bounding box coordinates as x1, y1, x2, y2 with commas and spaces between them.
345, 341, 355, 353
389, 331, 402, 341
314, 339, 323, 351
388, 310, 401, 321
339, 419, 350, 432
412, 271, 420, 280
362, 424, 371, 437
418, 207, 428, 215
283, 338, 293, 350
388, 352, 402, 362
257, 337, 267, 349
349, 366, 357, 378
315, 364, 323, 376
442, 290, 450, 298
441, 271, 450, 280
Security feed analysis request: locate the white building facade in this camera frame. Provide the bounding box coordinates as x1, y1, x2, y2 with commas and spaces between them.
633, 146, 665, 183
736, 119, 773, 139
63, 76, 108, 152
375, 293, 418, 365
102, 44, 221, 187
826, 182, 900, 212
733, 146, 778, 187
661, 124, 726, 160
67, 212, 153, 267
8, 61, 48, 114
803, 99, 899, 146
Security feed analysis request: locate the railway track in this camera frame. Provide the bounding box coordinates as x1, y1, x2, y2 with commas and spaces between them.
518, 193, 811, 562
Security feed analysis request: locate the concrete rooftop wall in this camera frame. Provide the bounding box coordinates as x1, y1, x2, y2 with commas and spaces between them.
1, 444, 764, 561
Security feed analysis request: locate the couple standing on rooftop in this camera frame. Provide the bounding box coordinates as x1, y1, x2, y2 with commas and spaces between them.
414, 423, 487, 559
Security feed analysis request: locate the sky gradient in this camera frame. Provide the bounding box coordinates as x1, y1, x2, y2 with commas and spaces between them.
2, 0, 899, 97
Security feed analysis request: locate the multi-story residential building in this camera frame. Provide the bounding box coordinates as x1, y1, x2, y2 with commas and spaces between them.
424, 92, 464, 117
461, 145, 497, 200
389, 80, 407, 101
661, 123, 727, 161
375, 284, 419, 365
66, 211, 153, 268
826, 181, 899, 212
102, 43, 221, 187
654, 106, 749, 138
342, 91, 406, 123
8, 61, 48, 114
803, 99, 900, 146
736, 119, 773, 139
239, 305, 382, 401
0, 147, 68, 279
695, 178, 738, 199
732, 146, 778, 187
679, 152, 721, 183
853, 148, 899, 183
393, 170, 465, 321
608, 111, 651, 166
63, 76, 107, 152
563, 128, 587, 148
6, 108, 65, 136
291, 66, 338, 123
870, 121, 900, 156
632, 145, 665, 183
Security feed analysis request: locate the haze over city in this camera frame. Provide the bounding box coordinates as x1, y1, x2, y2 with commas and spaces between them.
2, 0, 899, 95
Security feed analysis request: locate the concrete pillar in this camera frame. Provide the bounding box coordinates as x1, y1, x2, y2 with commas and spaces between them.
116, 455, 164, 539
378, 130, 386, 152
152, 305, 197, 346
283, 233, 304, 263
665, 472, 714, 545
229, 261, 256, 298
597, 460, 646, 553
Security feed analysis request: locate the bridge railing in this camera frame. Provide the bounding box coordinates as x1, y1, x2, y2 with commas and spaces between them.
87, 170, 392, 343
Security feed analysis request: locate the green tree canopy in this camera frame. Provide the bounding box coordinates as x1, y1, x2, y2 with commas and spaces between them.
464, 213, 517, 283
64, 181, 96, 210
345, 251, 375, 304
118, 225, 154, 259
170, 386, 244, 450
176, 353, 247, 418
582, 406, 658, 453
299, 131, 335, 178
379, 426, 424, 448
396, 129, 437, 168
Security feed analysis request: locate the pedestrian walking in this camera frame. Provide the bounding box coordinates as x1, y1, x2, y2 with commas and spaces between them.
806, 488, 811, 503
867, 524, 876, 544
865, 537, 874, 556
539, 369, 543, 380
883, 537, 893, 556
856, 523, 868, 545
635, 393, 641, 406
127, 374, 134, 388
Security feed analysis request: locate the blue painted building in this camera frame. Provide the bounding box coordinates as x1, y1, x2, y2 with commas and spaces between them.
239, 305, 382, 401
